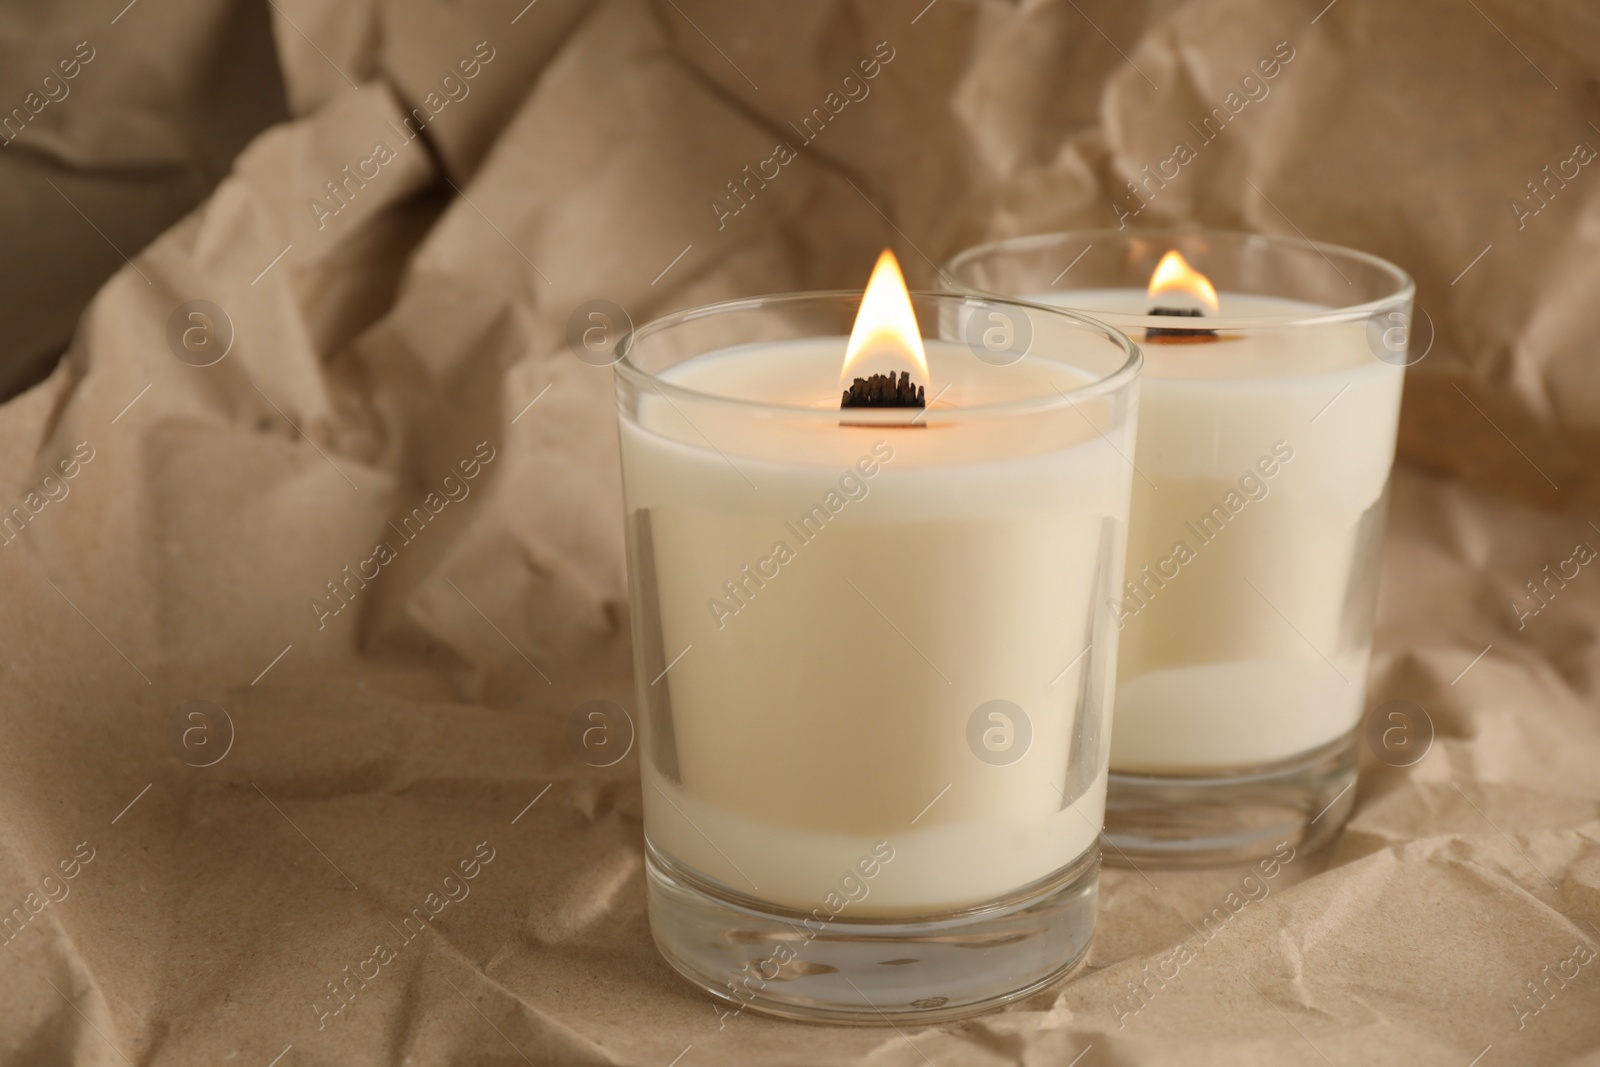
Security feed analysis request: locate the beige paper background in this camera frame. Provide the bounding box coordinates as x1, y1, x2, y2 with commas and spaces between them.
1, 1, 1598, 1063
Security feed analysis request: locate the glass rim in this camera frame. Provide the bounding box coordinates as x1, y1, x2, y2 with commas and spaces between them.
613, 288, 1143, 419
941, 227, 1417, 330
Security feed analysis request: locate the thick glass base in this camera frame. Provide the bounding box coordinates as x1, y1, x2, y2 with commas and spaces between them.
1103, 730, 1357, 868
645, 839, 1099, 1025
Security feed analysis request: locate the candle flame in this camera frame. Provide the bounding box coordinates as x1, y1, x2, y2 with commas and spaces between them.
1147, 250, 1220, 313
840, 249, 931, 390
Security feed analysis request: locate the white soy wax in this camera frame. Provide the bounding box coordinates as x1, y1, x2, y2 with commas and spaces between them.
621, 337, 1134, 914
1032, 290, 1404, 773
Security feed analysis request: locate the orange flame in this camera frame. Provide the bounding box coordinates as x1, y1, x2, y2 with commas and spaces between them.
840, 249, 931, 390
1147, 250, 1220, 313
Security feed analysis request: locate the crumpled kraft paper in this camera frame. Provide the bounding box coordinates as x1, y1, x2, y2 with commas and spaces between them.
0, 0, 288, 398
1, 0, 1598, 1064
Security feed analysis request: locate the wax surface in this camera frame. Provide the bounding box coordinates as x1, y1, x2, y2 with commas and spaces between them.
622, 338, 1133, 913
1034, 291, 1404, 772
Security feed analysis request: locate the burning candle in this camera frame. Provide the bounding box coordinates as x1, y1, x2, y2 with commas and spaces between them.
614, 251, 1141, 1022
945, 230, 1414, 865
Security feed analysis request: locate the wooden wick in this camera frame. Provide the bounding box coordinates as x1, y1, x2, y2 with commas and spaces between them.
840, 371, 926, 409
1145, 306, 1220, 345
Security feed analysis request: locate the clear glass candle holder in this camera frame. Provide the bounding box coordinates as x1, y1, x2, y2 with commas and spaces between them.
614, 290, 1140, 1023
945, 230, 1414, 867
